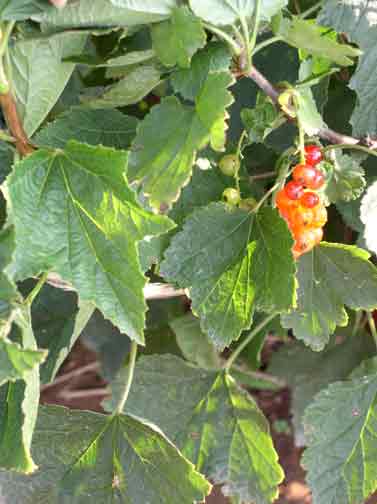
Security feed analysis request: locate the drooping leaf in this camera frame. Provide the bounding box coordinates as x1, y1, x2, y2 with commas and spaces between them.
170, 313, 220, 368
281, 242, 377, 350
295, 87, 325, 135
30, 282, 94, 384
269, 328, 375, 445
129, 69, 234, 210
361, 179, 377, 254
161, 204, 296, 349
319, 0, 377, 136
303, 359, 377, 504
151, 6, 206, 68
324, 152, 366, 203
0, 305, 40, 474
0, 404, 211, 503
276, 17, 361, 66
241, 92, 285, 143
0, 227, 18, 323
34, 107, 138, 150
0, 338, 46, 387
7, 142, 175, 344
84, 65, 161, 109
189, 0, 287, 25
105, 354, 284, 503
9, 31, 87, 137
33, 0, 176, 28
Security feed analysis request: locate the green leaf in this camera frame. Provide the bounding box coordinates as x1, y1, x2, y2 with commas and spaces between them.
241, 92, 284, 143
83, 65, 161, 109
129, 70, 234, 210
7, 142, 175, 343
302, 360, 377, 504
361, 180, 377, 255
189, 0, 287, 24
170, 313, 220, 368
0, 305, 40, 473
0, 0, 51, 20
295, 87, 324, 135
0, 404, 211, 502
0, 227, 18, 322
151, 6, 206, 68
161, 204, 296, 349
281, 242, 377, 350
319, 0, 377, 136
269, 328, 375, 445
324, 152, 366, 204
0, 140, 14, 184
0, 338, 46, 387
277, 18, 361, 66
105, 354, 284, 503
31, 283, 94, 384
171, 41, 232, 101
33, 0, 176, 28
9, 31, 87, 137
34, 107, 138, 150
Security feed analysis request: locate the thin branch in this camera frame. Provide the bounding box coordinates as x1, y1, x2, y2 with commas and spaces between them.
41, 361, 101, 391
0, 92, 33, 156
245, 66, 377, 150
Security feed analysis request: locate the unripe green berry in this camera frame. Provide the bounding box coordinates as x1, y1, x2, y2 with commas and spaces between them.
239, 197, 257, 211
223, 188, 241, 205
219, 154, 240, 177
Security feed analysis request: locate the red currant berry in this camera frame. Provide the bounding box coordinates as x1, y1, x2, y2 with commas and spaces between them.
301, 191, 320, 208
284, 181, 304, 200
289, 207, 314, 229
306, 169, 325, 190
312, 205, 327, 228
312, 227, 324, 245
293, 230, 316, 255
304, 145, 323, 166
292, 164, 318, 187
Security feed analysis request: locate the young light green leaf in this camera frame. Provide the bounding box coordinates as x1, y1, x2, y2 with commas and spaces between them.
189, 0, 286, 24
33, 0, 175, 28
129, 70, 234, 210
303, 360, 377, 504
170, 313, 220, 368
84, 65, 161, 109
241, 93, 284, 143
324, 153, 366, 203
269, 329, 375, 445
31, 283, 94, 384
277, 17, 361, 66
0, 305, 40, 474
34, 107, 138, 150
361, 180, 377, 254
161, 204, 296, 349
295, 87, 324, 135
319, 0, 377, 136
105, 354, 284, 503
9, 31, 87, 137
0, 338, 46, 387
7, 142, 175, 344
281, 242, 377, 350
151, 6, 206, 68
0, 404, 211, 503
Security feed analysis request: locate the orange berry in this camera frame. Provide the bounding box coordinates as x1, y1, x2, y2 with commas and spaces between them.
312, 205, 327, 228
289, 206, 314, 229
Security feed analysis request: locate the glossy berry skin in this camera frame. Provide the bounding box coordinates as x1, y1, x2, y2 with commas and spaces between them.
306, 169, 325, 190
293, 229, 317, 255
219, 154, 240, 177
284, 181, 304, 200
304, 145, 323, 166
290, 206, 314, 229
301, 191, 320, 208
312, 205, 327, 228
276, 189, 298, 218
292, 164, 318, 187
223, 187, 240, 205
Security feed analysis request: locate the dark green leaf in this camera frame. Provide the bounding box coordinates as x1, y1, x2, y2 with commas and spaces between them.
151, 6, 206, 68
0, 404, 211, 502
241, 93, 284, 143
281, 242, 377, 350
105, 354, 284, 503
162, 204, 296, 349
7, 142, 174, 343
34, 108, 138, 150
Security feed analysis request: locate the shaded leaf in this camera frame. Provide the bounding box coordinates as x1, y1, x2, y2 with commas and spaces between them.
325, 152, 366, 203
281, 242, 377, 350
105, 354, 284, 503
361, 179, 377, 254
7, 142, 174, 343
162, 204, 296, 348
0, 0, 52, 20
303, 359, 377, 504
34, 107, 138, 150
9, 31, 87, 136
0, 404, 211, 502
151, 6, 206, 68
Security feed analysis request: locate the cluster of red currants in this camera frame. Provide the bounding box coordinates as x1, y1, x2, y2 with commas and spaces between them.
276, 145, 327, 259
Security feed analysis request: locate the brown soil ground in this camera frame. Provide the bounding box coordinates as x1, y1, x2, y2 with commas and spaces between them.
40, 340, 377, 504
